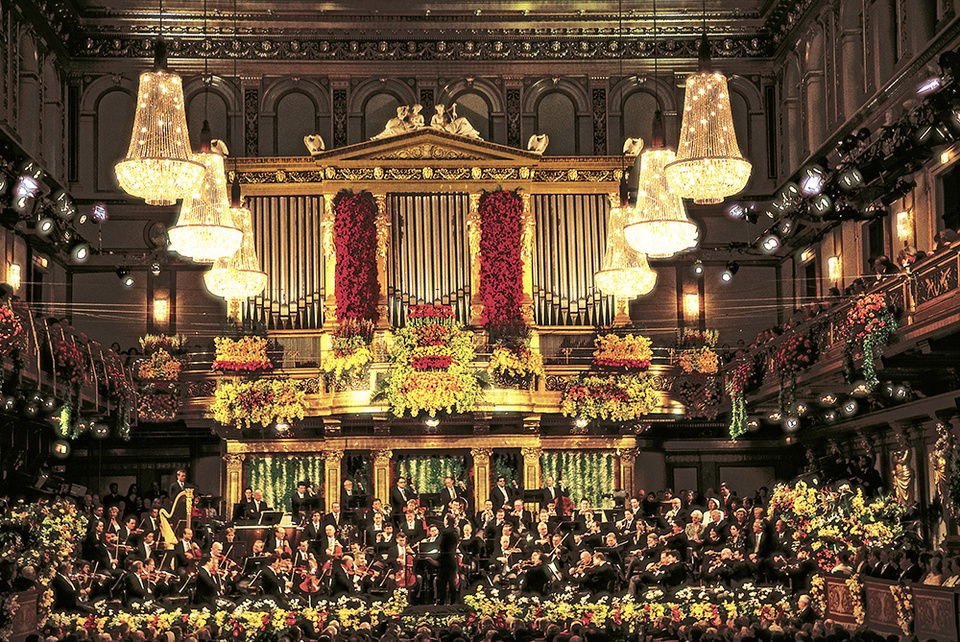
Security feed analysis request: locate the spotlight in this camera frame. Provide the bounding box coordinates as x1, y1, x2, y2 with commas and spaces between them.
69, 241, 89, 263
275, 420, 290, 433
917, 76, 943, 96
785, 436, 798, 445
54, 193, 75, 220
760, 233, 781, 253
818, 393, 838, 407
823, 409, 839, 424
91, 203, 108, 223
424, 417, 440, 429
811, 194, 833, 216
850, 380, 870, 397
43, 396, 57, 414
1, 396, 15, 412
799, 166, 827, 196
795, 402, 808, 416
150, 262, 161, 276
720, 261, 739, 283
15, 175, 39, 199
892, 384, 909, 402
23, 401, 39, 418
116, 269, 135, 288
782, 416, 801, 433
840, 398, 859, 417
745, 417, 761, 432
33, 216, 55, 236
777, 219, 796, 237
726, 203, 746, 219
767, 411, 782, 423
51, 439, 71, 460
92, 421, 110, 439
574, 417, 589, 429
692, 259, 705, 277
75, 418, 89, 434
838, 168, 863, 190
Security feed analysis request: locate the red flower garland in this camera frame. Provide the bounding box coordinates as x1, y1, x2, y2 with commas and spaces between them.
333, 190, 379, 322
410, 355, 455, 370
478, 190, 524, 327
52, 338, 85, 386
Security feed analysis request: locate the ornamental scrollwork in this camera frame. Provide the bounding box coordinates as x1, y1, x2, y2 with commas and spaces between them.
520, 446, 543, 460
222, 453, 246, 467
373, 449, 394, 464
470, 447, 493, 462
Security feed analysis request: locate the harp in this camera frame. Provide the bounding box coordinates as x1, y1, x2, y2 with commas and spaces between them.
159, 488, 193, 548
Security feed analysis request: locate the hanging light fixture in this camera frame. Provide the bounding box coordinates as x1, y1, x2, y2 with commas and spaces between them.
166, 1, 242, 263
204, 165, 268, 299
114, 0, 204, 206
624, 111, 699, 257
595, 185, 658, 297
663, 2, 752, 204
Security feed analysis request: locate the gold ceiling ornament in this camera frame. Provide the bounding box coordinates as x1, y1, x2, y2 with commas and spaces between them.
595, 191, 657, 298
624, 111, 699, 258
114, 40, 204, 206
167, 126, 243, 263
664, 37, 752, 205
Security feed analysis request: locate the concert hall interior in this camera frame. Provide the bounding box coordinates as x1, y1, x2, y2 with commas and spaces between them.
3, 0, 960, 640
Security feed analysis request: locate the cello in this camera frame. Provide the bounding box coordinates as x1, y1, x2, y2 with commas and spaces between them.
555, 469, 575, 516
395, 551, 417, 589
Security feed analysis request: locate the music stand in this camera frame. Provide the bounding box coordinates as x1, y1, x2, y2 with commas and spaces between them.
523, 490, 541, 505
257, 511, 283, 526
241, 555, 271, 576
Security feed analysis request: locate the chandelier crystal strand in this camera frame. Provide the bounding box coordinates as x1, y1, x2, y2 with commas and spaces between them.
114, 39, 204, 206
664, 37, 752, 204
204, 201, 267, 299
167, 149, 242, 263
595, 197, 658, 298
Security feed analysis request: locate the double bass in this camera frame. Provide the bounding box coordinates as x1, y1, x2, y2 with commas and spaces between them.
555, 470, 575, 516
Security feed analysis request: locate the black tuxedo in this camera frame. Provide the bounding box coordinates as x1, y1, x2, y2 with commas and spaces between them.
900, 564, 923, 583
389, 485, 416, 514
523, 562, 552, 596
303, 520, 324, 541
579, 562, 617, 593
329, 562, 354, 597
440, 486, 461, 510
259, 567, 286, 600
323, 511, 346, 531
490, 484, 517, 511
135, 540, 154, 561
659, 561, 687, 588
290, 492, 314, 521
540, 484, 566, 508
399, 518, 425, 543
52, 573, 84, 611
126, 572, 152, 606
475, 509, 496, 531
365, 524, 387, 548
244, 499, 269, 519
169, 481, 187, 500
193, 567, 221, 607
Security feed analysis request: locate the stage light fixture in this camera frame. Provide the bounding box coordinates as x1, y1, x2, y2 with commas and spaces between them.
799, 166, 826, 196
52, 439, 71, 460
574, 417, 589, 429
767, 411, 782, 423
892, 384, 909, 402
275, 420, 290, 433
15, 175, 39, 199
819, 393, 838, 406
917, 76, 943, 96
785, 436, 797, 445
745, 417, 761, 432
692, 259, 705, 277
811, 195, 833, 216
150, 262, 162, 276
782, 416, 801, 433
850, 380, 870, 397
838, 169, 863, 190
69, 241, 89, 263
34, 216, 54, 236
43, 396, 57, 414
116, 268, 135, 288
424, 417, 441, 429
91, 203, 108, 223
54, 193, 75, 220
92, 422, 110, 439
23, 401, 39, 418
840, 399, 859, 417
720, 261, 739, 283
1, 396, 15, 412
760, 233, 781, 253
823, 410, 838, 424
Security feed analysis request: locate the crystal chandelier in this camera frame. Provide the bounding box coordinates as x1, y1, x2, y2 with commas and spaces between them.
114, 39, 204, 206
624, 112, 699, 258
204, 172, 267, 299
167, 126, 242, 263
664, 36, 752, 204
595, 190, 658, 298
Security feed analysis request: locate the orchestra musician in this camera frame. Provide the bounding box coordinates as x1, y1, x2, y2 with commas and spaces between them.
192, 555, 222, 609
399, 502, 426, 543
125, 559, 153, 607
52, 561, 94, 614
135, 530, 156, 561
435, 513, 460, 604
490, 475, 519, 512
329, 554, 355, 597
340, 478, 359, 509
508, 498, 533, 534
475, 500, 496, 532
389, 477, 417, 516
139, 507, 161, 538
540, 476, 568, 509
440, 476, 461, 512
519, 549, 552, 596
292, 539, 311, 569
169, 468, 188, 500
243, 489, 269, 519
324, 502, 347, 533
266, 525, 292, 556
233, 487, 253, 521
320, 524, 343, 563
365, 511, 387, 547
174, 528, 201, 576
259, 554, 292, 606
290, 480, 314, 523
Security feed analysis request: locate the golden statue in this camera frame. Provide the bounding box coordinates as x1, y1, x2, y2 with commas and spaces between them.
891, 449, 915, 505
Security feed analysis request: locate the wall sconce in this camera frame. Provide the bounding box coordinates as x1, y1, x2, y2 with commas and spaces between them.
7, 263, 20, 292
684, 293, 700, 319
154, 296, 169, 324
896, 210, 912, 241
828, 256, 841, 281
800, 248, 815, 263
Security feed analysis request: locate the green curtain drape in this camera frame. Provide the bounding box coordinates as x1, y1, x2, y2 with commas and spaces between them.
540, 451, 615, 509
245, 455, 326, 515
396, 455, 465, 495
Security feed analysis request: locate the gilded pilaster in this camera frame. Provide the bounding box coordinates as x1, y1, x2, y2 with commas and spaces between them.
373, 449, 394, 512
471, 447, 493, 509
323, 449, 344, 512
520, 192, 535, 327
222, 453, 246, 519
520, 444, 543, 506
373, 193, 390, 328
468, 192, 483, 326
617, 447, 639, 498
322, 195, 338, 331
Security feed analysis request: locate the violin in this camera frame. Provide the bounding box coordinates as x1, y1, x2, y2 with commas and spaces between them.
297, 567, 323, 593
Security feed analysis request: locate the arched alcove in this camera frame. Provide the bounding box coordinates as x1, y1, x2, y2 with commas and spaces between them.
187, 91, 229, 152
449, 91, 491, 140
364, 93, 403, 141
18, 31, 40, 155
96, 90, 136, 192
621, 91, 660, 150
535, 92, 577, 156
42, 59, 63, 180
276, 92, 318, 156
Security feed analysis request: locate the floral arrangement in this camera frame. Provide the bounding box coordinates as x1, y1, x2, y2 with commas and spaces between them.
51, 338, 85, 386
674, 375, 720, 419
102, 356, 135, 440
842, 293, 898, 392
846, 574, 864, 625
139, 333, 187, 356
463, 584, 791, 631
137, 383, 180, 422
771, 330, 818, 413
0, 594, 20, 642
488, 343, 544, 385
333, 190, 379, 322
890, 584, 913, 635
810, 575, 826, 614
380, 304, 480, 417
46, 592, 408, 642
212, 336, 273, 372
725, 354, 766, 440
768, 481, 907, 571
593, 334, 653, 371
322, 319, 374, 387
477, 190, 524, 328
0, 500, 87, 625
211, 378, 307, 429
136, 349, 181, 380
561, 373, 659, 422
676, 347, 719, 375
675, 328, 719, 349
0, 305, 26, 358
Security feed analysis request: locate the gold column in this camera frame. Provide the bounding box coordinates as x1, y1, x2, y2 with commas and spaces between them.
222, 453, 246, 519
471, 447, 493, 509
521, 445, 543, 509
618, 448, 639, 498
373, 449, 393, 511
322, 195, 338, 332
323, 449, 344, 512
374, 193, 390, 329
468, 192, 483, 326
520, 192, 535, 327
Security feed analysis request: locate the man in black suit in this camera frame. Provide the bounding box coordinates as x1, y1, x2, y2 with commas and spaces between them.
522, 550, 553, 596
746, 519, 773, 581
340, 479, 359, 510
329, 555, 355, 597
192, 556, 222, 608
899, 550, 923, 583
324, 502, 347, 533
475, 500, 496, 532
540, 476, 567, 511
365, 511, 388, 548
52, 562, 94, 613
244, 490, 269, 519
507, 498, 533, 534
169, 469, 188, 501
435, 514, 460, 604
440, 476, 462, 512
102, 483, 124, 512
490, 476, 518, 512
139, 507, 161, 538
303, 511, 324, 541
125, 560, 153, 607
259, 555, 290, 606
135, 530, 156, 562
290, 481, 314, 524
389, 477, 417, 515
579, 551, 618, 593
398, 509, 425, 544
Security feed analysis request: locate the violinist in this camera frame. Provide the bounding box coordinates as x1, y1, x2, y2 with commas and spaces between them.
259, 554, 292, 606
291, 480, 314, 524
105, 505, 122, 536
578, 551, 617, 594
143, 558, 171, 599
329, 553, 355, 597
323, 502, 346, 533
118, 515, 140, 547
192, 555, 222, 609
365, 510, 387, 547
544, 533, 571, 570
102, 531, 124, 571
568, 551, 594, 580
458, 522, 482, 579
292, 539, 311, 569
532, 521, 552, 552
135, 530, 156, 561
220, 526, 247, 562
493, 534, 523, 579
52, 561, 94, 614
266, 525, 292, 556
125, 559, 153, 607
519, 549, 551, 596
